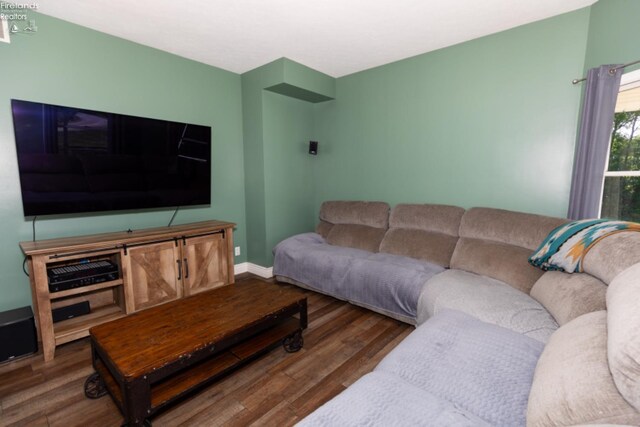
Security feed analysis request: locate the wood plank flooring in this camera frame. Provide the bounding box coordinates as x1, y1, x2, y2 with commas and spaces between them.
0, 276, 412, 427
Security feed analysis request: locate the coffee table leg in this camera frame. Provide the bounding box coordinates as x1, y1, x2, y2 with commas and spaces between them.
123, 378, 151, 427
299, 299, 308, 329
283, 330, 304, 353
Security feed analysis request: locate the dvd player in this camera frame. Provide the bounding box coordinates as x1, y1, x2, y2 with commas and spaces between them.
47, 260, 120, 293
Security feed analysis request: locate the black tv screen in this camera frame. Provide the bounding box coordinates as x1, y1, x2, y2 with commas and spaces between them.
11, 99, 211, 217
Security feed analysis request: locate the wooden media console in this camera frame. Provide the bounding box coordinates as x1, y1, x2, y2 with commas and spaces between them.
20, 220, 235, 362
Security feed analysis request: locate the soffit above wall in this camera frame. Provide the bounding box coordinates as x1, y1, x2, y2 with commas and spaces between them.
265, 83, 334, 103
35, 0, 596, 77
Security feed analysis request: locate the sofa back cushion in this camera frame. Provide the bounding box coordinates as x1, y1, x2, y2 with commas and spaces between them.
450, 208, 567, 293
319, 201, 390, 252
316, 220, 333, 239
319, 200, 390, 228
530, 271, 607, 326
527, 311, 640, 426
380, 204, 464, 267
326, 224, 387, 253
583, 231, 640, 284
607, 262, 640, 412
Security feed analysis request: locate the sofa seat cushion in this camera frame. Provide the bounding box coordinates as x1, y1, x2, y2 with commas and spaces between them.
298, 371, 490, 427
375, 310, 544, 426
273, 233, 443, 322
527, 311, 640, 427
273, 232, 372, 287
417, 270, 558, 342
342, 252, 445, 321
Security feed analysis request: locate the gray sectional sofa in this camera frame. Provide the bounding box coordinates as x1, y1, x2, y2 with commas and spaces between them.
273, 201, 640, 426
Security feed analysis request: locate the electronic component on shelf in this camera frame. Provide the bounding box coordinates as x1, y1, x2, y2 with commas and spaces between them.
47, 260, 119, 293
52, 301, 91, 323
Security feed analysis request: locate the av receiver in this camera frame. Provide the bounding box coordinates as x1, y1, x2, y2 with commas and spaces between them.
47, 260, 119, 293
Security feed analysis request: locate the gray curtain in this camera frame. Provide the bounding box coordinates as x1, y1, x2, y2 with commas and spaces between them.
567, 65, 622, 220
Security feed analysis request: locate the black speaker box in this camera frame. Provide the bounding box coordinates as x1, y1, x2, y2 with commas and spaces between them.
52, 301, 91, 323
0, 306, 38, 363
309, 141, 318, 155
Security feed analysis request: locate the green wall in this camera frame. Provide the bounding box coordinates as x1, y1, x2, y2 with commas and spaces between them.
312, 9, 591, 219
263, 92, 317, 263
584, 0, 640, 73
241, 59, 333, 266
0, 13, 247, 311
241, 61, 278, 267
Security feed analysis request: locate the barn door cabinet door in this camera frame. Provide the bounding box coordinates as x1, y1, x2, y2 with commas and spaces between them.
123, 241, 183, 312
182, 233, 229, 297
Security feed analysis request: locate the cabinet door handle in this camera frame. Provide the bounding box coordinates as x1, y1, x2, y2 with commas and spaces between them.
177, 259, 182, 280
184, 258, 189, 279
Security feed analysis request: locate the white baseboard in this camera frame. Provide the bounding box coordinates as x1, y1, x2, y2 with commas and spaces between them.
234, 262, 273, 279
248, 263, 274, 278
234, 262, 249, 274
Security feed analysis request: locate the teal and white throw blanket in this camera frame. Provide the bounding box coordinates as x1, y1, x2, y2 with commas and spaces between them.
529, 219, 640, 273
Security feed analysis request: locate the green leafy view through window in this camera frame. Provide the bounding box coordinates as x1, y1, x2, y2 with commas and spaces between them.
601, 81, 640, 221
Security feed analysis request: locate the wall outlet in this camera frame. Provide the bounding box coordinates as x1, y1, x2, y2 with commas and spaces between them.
234, 246, 241, 256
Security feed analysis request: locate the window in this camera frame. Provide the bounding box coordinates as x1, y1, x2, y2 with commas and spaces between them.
601, 69, 640, 221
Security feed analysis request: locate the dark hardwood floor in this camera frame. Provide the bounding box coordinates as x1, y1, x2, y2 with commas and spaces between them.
0, 276, 412, 426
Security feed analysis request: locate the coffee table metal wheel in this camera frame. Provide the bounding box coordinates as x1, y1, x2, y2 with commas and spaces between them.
84, 372, 108, 399
283, 330, 304, 353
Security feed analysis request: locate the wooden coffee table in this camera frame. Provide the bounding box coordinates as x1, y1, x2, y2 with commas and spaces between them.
84, 279, 307, 426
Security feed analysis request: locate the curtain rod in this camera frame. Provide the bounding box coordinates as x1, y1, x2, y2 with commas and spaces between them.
572, 59, 640, 85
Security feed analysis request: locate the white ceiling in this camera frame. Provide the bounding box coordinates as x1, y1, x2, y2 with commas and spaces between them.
35, 0, 597, 77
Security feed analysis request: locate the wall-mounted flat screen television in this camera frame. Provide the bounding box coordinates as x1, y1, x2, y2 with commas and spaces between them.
11, 99, 211, 217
